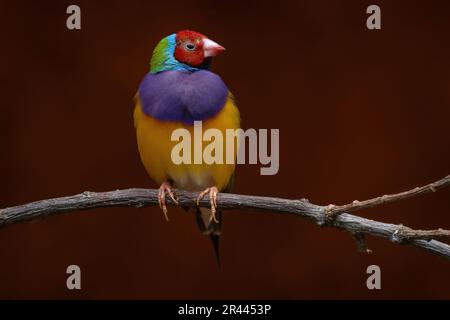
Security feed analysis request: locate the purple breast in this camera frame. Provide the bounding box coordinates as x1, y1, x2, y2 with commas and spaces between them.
138, 70, 228, 125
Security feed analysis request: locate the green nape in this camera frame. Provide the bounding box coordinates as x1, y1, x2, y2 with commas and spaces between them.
150, 36, 169, 73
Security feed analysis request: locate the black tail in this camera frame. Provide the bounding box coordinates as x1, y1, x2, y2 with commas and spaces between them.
209, 234, 221, 268
195, 207, 222, 268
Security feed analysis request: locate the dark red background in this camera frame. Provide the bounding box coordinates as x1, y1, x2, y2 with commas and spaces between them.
0, 0, 449, 299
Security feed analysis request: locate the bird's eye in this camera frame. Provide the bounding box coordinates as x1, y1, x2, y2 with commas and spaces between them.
184, 43, 196, 51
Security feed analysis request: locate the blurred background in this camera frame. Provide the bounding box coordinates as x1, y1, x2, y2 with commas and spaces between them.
0, 0, 449, 299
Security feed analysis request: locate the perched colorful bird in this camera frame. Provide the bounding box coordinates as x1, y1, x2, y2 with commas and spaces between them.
134, 30, 240, 265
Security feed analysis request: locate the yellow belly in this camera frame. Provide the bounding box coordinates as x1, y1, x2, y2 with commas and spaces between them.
134, 94, 240, 191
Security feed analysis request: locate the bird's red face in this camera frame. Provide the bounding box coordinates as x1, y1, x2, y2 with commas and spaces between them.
174, 30, 225, 67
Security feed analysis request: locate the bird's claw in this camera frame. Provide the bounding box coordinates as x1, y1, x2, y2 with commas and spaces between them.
196, 186, 219, 223
158, 182, 178, 221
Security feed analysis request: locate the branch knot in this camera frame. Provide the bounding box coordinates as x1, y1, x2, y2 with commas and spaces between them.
324, 204, 338, 225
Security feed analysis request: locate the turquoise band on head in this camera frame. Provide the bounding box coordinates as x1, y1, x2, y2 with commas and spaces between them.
150, 34, 202, 73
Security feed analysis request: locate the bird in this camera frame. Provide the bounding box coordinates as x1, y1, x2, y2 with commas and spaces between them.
133, 30, 240, 266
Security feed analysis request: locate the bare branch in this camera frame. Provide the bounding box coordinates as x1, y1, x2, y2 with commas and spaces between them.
326, 174, 450, 218
0, 175, 449, 260
391, 226, 450, 242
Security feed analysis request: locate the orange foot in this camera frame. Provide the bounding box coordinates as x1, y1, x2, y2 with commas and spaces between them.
196, 186, 219, 223
158, 181, 178, 221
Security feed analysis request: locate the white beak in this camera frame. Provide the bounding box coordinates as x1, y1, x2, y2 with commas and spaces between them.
203, 38, 226, 57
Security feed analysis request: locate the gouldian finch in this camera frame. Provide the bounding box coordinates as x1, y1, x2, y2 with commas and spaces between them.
134, 30, 240, 265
